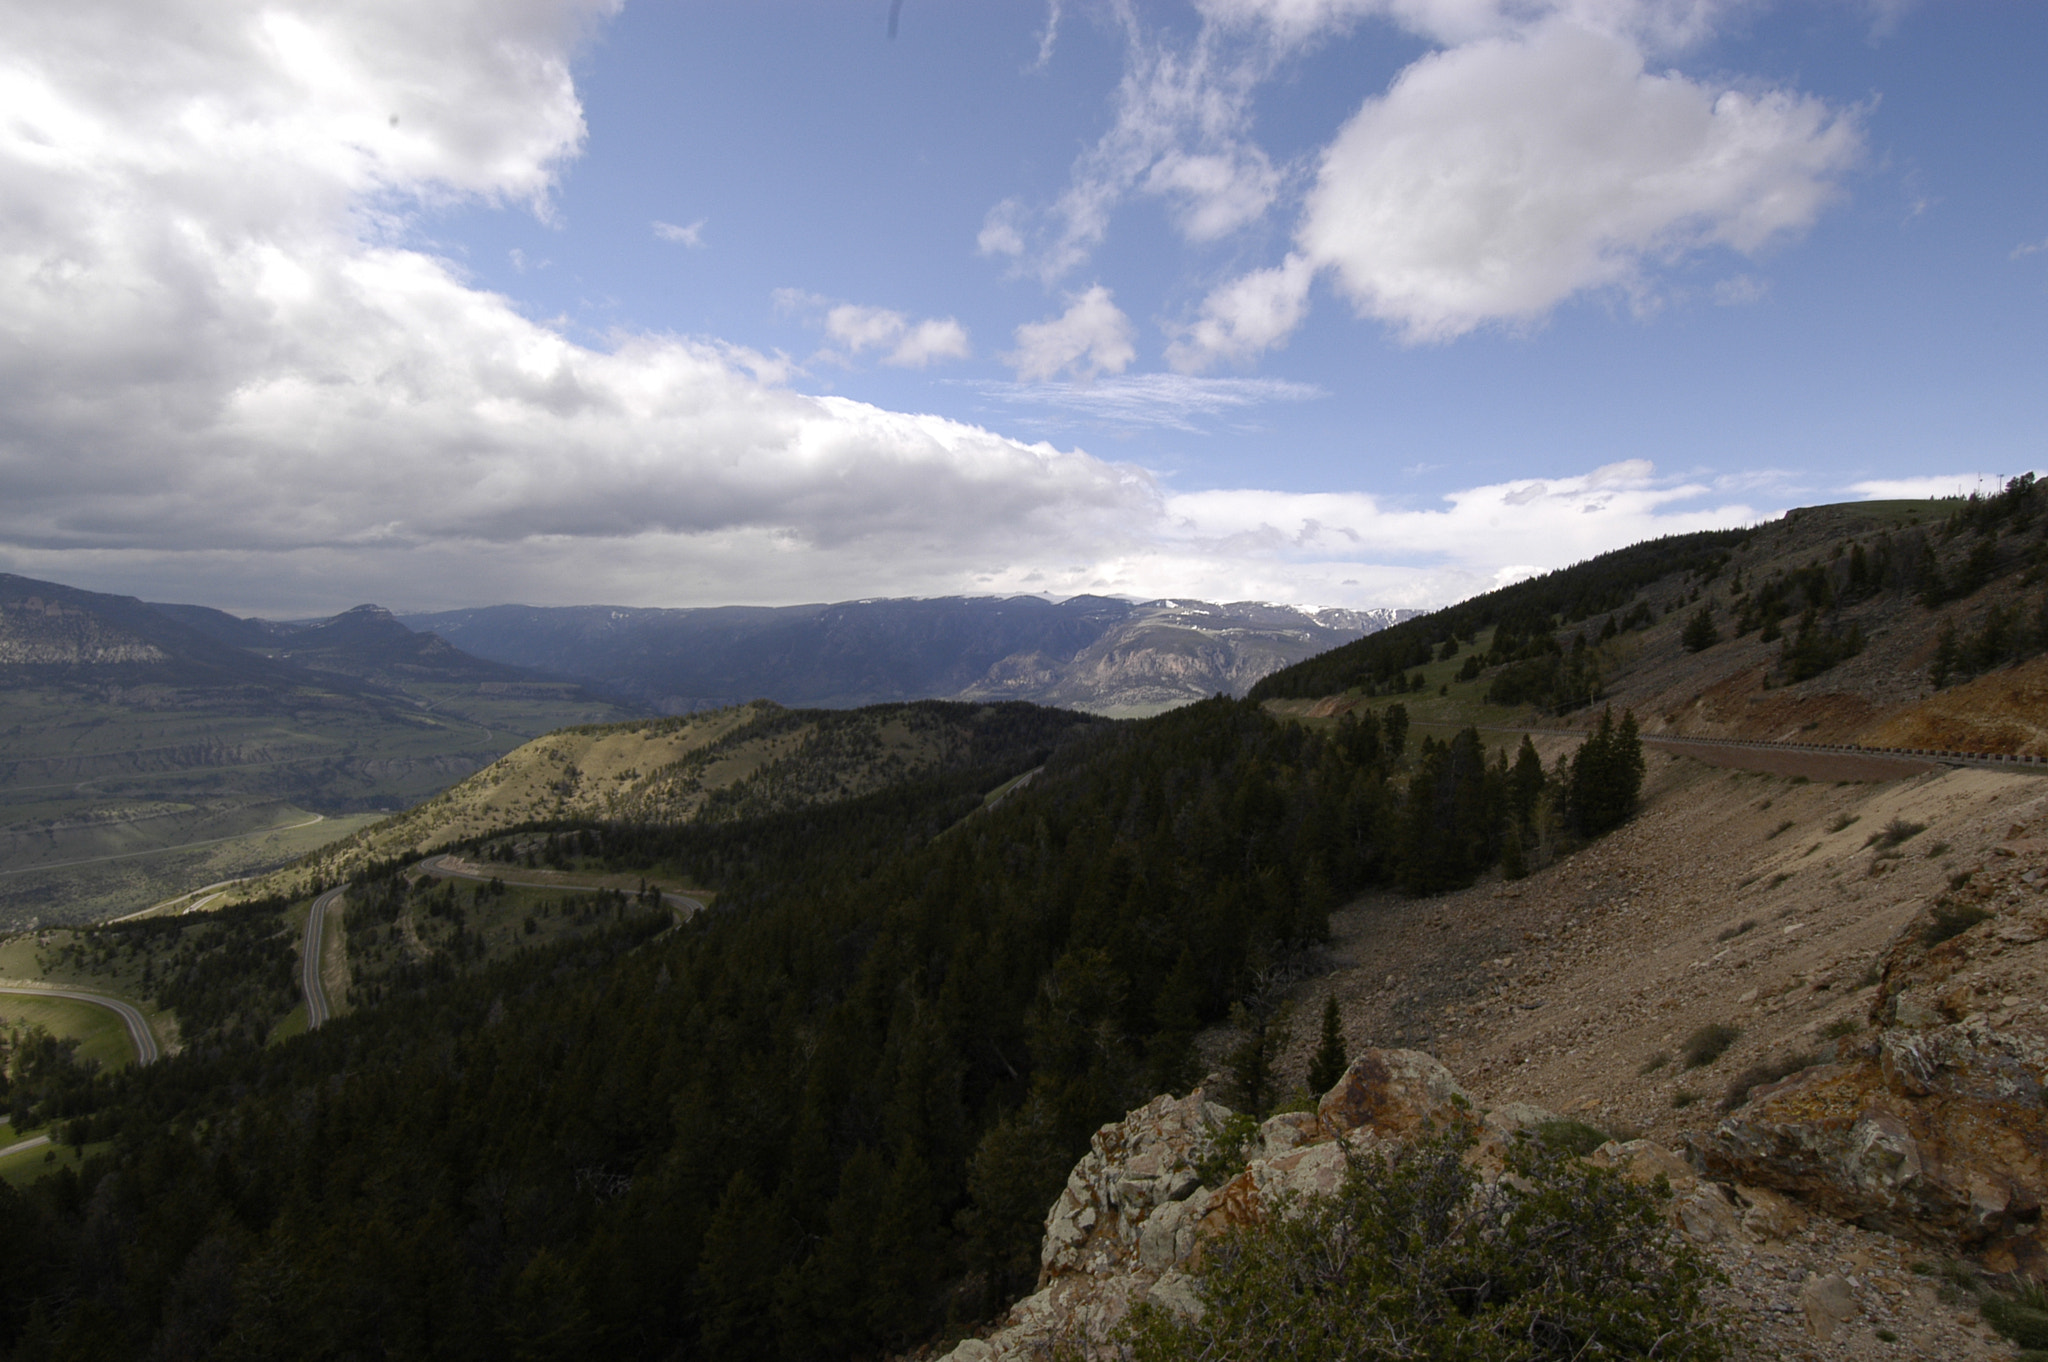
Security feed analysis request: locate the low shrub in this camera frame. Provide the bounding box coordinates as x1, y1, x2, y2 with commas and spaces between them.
1195, 1112, 1262, 1188
1532, 1118, 1610, 1158
1923, 902, 1992, 948
1982, 1282, 2048, 1350
1715, 920, 1755, 942
1121, 1126, 1726, 1362
1681, 1023, 1741, 1069
1867, 817, 1927, 849
1720, 1051, 1820, 1113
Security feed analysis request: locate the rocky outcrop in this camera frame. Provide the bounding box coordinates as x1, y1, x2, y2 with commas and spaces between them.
1695, 838, 2048, 1276
943, 1050, 1670, 1361
0, 596, 167, 665
941, 1037, 2011, 1360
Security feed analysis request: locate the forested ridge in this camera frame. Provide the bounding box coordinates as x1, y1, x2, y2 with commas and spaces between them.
0, 686, 1650, 1360
1249, 528, 1750, 704
1256, 478, 2048, 715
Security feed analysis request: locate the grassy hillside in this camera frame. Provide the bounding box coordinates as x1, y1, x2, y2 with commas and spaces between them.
236, 698, 1103, 901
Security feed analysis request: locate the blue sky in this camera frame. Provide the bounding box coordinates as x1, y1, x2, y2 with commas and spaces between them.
1, 1, 2042, 615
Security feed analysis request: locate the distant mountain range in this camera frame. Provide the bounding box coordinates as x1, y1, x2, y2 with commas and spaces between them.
398, 596, 1420, 716
4, 573, 1418, 719
0, 574, 635, 924
0, 573, 1416, 923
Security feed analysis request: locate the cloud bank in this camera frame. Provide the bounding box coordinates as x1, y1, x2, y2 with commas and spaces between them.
1, 0, 1774, 616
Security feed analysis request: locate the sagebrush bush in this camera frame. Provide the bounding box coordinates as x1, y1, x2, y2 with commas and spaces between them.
1121, 1125, 1725, 1362
1719, 1051, 1819, 1113
1924, 901, 1992, 947
1533, 1118, 1611, 1158
1681, 1023, 1741, 1069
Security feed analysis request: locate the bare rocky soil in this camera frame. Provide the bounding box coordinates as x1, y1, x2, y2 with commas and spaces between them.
1264, 748, 2048, 1359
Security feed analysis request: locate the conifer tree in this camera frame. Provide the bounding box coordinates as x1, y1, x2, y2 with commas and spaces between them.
1383, 703, 1410, 761
1307, 995, 1348, 1095
1510, 735, 1544, 828
1681, 605, 1719, 652
1221, 999, 1289, 1117
1146, 948, 1204, 1095
1932, 621, 1959, 688
1568, 706, 1645, 837
695, 1171, 783, 1362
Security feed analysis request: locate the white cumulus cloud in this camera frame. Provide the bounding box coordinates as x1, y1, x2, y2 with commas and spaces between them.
1848, 473, 2036, 502
1169, 253, 1315, 371
652, 218, 705, 246
1019, 0, 1858, 363
813, 301, 972, 368
1005, 286, 1138, 382
0, 0, 1079, 604
963, 458, 1766, 609
1298, 18, 1860, 343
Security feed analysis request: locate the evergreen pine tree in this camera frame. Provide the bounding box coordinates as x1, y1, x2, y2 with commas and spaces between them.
1146, 948, 1204, 1095
695, 1171, 783, 1362
1500, 823, 1528, 880
1568, 707, 1646, 837
1510, 735, 1544, 828
1221, 1000, 1289, 1117
1932, 621, 1959, 688
1383, 703, 1410, 761
1307, 995, 1348, 1095
1680, 605, 1719, 652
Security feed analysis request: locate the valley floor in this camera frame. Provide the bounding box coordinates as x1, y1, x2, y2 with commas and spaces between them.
1288, 749, 2048, 1359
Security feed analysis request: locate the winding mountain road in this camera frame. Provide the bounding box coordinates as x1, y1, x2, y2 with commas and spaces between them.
418, 854, 706, 921
293, 859, 703, 1032
0, 983, 159, 1065
300, 886, 345, 1030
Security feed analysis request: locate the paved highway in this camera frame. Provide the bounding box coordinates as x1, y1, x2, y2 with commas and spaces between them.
300, 886, 345, 1029
0, 983, 159, 1065
418, 854, 706, 922
294, 857, 702, 1035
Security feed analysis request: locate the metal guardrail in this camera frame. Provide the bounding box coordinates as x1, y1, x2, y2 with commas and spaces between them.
1639, 731, 2048, 774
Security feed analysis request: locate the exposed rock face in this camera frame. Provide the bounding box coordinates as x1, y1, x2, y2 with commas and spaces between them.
943, 1050, 1558, 1361
401, 596, 1416, 715
1695, 840, 2048, 1276
943, 1040, 2014, 1360
0, 595, 167, 665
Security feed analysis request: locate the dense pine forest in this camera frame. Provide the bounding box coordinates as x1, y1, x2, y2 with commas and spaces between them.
0, 686, 1650, 1361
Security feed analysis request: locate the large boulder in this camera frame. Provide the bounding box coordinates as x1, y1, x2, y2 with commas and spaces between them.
1695, 845, 2048, 1276
1693, 1022, 2048, 1274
